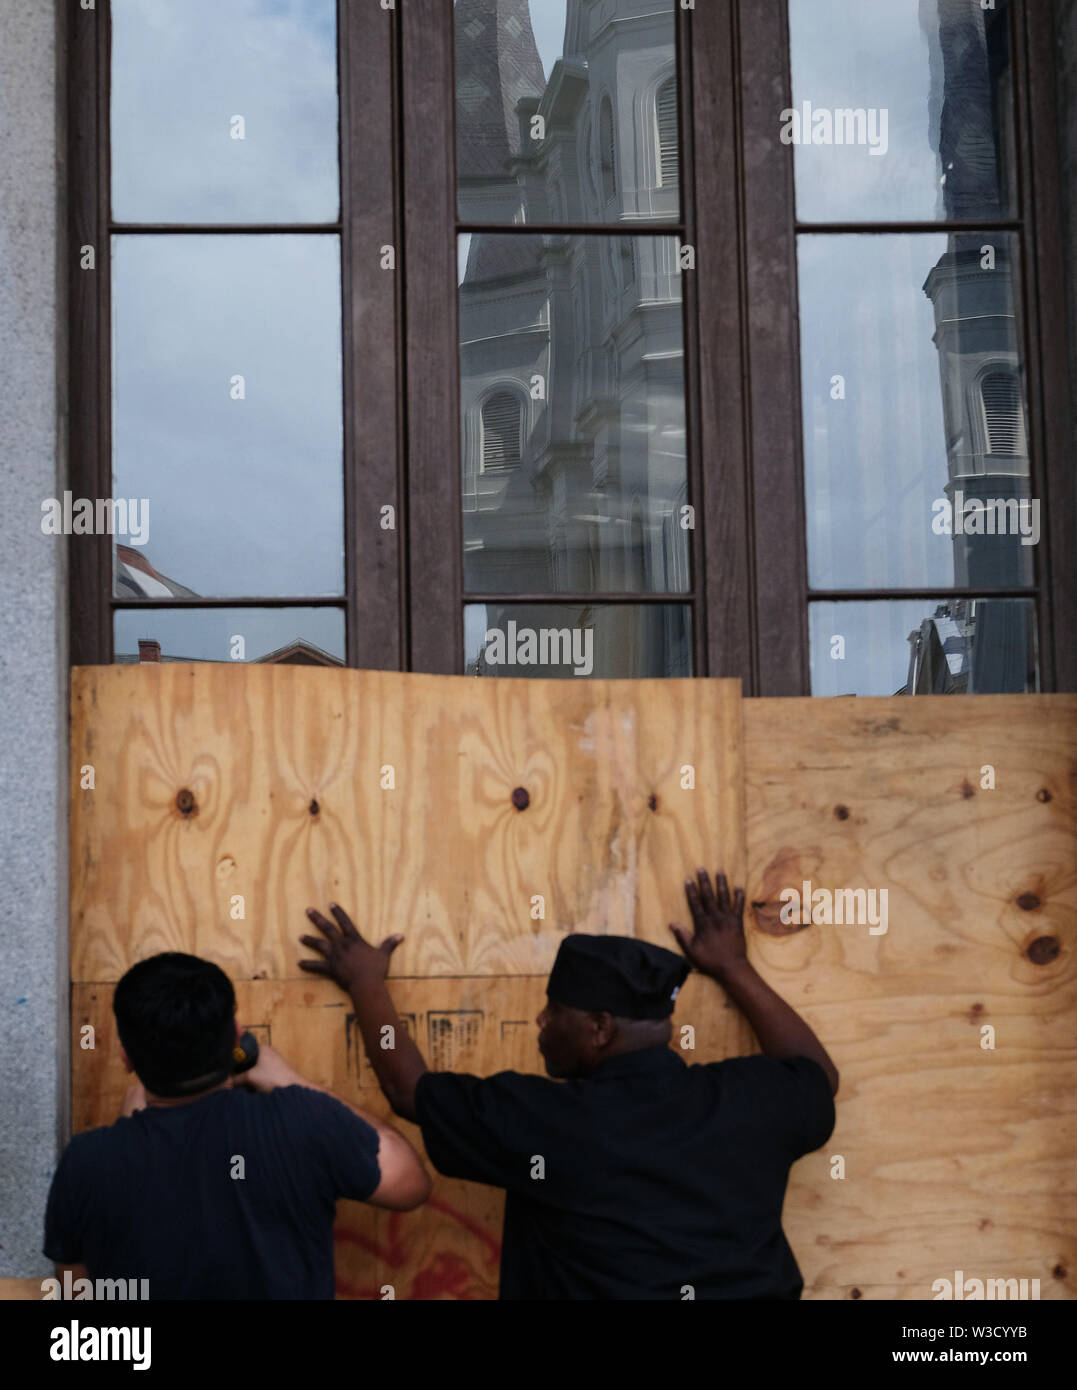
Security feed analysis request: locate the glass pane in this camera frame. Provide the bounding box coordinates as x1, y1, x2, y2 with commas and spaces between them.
455, 0, 679, 224
114, 608, 345, 665
789, 0, 1015, 223
459, 234, 688, 593
809, 598, 1037, 696
465, 604, 691, 677
111, 0, 339, 223
111, 235, 344, 599
798, 233, 1035, 592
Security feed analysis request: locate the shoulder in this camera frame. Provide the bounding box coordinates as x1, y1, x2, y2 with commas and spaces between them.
417, 1068, 550, 1100
704, 1053, 832, 1093
53, 1119, 130, 1180
416, 1068, 561, 1119
261, 1085, 374, 1132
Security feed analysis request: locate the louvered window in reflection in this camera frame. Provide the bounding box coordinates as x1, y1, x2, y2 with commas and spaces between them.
657, 79, 678, 187
600, 98, 617, 204
481, 393, 523, 472
981, 372, 1027, 456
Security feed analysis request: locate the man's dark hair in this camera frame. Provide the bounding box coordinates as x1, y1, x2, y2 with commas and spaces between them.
113, 953, 235, 1096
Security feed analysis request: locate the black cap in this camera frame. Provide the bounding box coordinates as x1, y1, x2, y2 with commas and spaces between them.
546, 934, 690, 1020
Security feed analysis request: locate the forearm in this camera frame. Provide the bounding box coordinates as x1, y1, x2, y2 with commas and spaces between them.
346, 976, 429, 1122
713, 960, 839, 1093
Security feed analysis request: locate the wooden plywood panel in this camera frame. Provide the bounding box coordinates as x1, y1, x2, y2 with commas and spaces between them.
0, 1279, 45, 1300
71, 666, 744, 983
744, 696, 1077, 1302
66, 670, 1077, 1301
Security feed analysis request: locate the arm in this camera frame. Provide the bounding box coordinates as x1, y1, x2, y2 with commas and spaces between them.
670, 868, 840, 1096
236, 1040, 431, 1210
299, 904, 428, 1123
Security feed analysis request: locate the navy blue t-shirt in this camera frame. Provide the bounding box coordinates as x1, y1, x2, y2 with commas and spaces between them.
43, 1085, 381, 1299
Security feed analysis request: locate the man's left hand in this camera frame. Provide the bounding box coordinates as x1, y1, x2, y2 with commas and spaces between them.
300, 903, 403, 993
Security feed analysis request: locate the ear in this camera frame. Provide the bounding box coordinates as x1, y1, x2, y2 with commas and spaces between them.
119, 1046, 133, 1074
591, 1011, 616, 1048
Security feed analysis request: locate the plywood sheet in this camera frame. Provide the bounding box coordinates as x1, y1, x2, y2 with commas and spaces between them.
66, 670, 1077, 1300
745, 696, 1077, 1301
71, 666, 744, 982
0, 1279, 45, 1300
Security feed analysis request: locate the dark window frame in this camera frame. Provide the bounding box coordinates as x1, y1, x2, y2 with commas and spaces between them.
69, 1, 1074, 693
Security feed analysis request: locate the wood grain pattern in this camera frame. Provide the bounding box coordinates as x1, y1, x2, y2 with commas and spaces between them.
66, 669, 1077, 1300
70, 666, 744, 982
746, 695, 1077, 1302
0, 1279, 46, 1301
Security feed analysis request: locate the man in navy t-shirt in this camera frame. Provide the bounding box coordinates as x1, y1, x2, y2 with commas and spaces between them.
43, 953, 431, 1299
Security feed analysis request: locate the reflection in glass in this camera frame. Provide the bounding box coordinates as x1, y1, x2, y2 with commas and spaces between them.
111, 235, 344, 599
809, 598, 1037, 696
111, 0, 339, 223
789, 0, 1014, 223
114, 608, 345, 665
799, 233, 1033, 592
455, 0, 678, 224
465, 604, 691, 677
459, 234, 688, 593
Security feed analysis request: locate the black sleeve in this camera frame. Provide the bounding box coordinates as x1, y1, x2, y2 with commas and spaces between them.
775, 1055, 835, 1154
414, 1071, 525, 1188
724, 1054, 836, 1157
43, 1142, 84, 1264
282, 1087, 382, 1203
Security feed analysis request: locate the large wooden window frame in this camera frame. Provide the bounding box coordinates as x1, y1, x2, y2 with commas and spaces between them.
69, 1, 1074, 693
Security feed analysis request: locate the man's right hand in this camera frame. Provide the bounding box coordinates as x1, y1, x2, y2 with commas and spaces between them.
669, 868, 749, 980
233, 1041, 306, 1093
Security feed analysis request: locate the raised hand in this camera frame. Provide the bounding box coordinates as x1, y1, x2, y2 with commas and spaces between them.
668, 868, 748, 980
300, 903, 403, 992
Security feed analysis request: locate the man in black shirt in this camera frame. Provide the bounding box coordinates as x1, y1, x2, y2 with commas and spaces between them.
300, 868, 839, 1299
43, 953, 430, 1299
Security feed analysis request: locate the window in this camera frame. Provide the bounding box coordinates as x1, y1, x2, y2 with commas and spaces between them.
599, 97, 617, 205
790, 0, 1045, 695
69, 0, 399, 669
656, 77, 679, 187
981, 372, 1028, 456
68, 1, 1074, 691
481, 393, 523, 472
450, 1, 690, 677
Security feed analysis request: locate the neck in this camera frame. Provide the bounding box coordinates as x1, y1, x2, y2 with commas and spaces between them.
579, 1035, 670, 1076
144, 1076, 233, 1108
